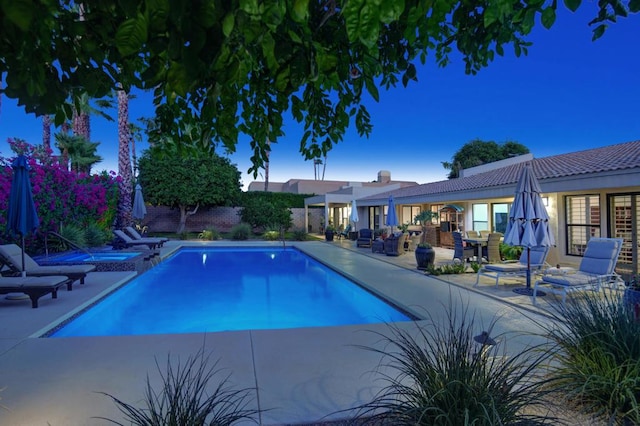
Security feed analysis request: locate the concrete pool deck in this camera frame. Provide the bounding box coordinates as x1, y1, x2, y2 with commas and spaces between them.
0, 240, 565, 425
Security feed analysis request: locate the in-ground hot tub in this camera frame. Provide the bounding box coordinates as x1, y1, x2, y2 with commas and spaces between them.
35, 249, 150, 272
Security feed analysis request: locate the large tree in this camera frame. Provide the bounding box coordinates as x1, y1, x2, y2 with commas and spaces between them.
443, 139, 530, 179
0, 1, 636, 176
137, 151, 242, 234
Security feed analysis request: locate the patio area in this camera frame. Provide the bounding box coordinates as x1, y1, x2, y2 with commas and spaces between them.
0, 240, 573, 425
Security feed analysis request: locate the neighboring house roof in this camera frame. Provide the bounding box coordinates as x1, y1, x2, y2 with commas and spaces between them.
248, 176, 418, 195
359, 140, 640, 206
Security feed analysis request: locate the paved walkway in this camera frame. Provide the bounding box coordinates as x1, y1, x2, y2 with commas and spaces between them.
0, 239, 565, 425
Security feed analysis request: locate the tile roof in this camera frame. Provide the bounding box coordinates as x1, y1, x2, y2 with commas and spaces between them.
362, 140, 640, 200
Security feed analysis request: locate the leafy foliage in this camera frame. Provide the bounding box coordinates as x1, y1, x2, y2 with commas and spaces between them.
239, 197, 293, 231
0, 142, 118, 253
543, 289, 640, 425
1, 1, 634, 175
426, 262, 467, 275
239, 192, 313, 209
442, 139, 530, 179
138, 151, 241, 210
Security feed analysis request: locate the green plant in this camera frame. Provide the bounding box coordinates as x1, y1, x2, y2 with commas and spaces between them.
230, 223, 251, 240
500, 243, 523, 260
97, 348, 260, 425
398, 222, 410, 233
198, 227, 220, 241
417, 242, 431, 249
84, 222, 108, 247
352, 303, 555, 425
291, 228, 308, 241
426, 263, 467, 275
469, 261, 482, 273
51, 223, 87, 252
413, 210, 439, 245
263, 230, 280, 241
543, 289, 640, 425
324, 225, 336, 233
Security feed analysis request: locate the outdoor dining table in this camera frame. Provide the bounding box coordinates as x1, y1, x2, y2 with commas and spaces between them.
463, 237, 488, 262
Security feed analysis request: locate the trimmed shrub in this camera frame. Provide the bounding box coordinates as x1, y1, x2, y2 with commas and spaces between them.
85, 222, 109, 247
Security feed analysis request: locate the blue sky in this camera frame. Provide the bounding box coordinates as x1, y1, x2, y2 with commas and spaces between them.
1, 6, 638, 189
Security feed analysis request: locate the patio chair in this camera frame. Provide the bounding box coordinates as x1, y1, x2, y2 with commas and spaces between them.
383, 232, 405, 256
0, 275, 71, 308
533, 238, 624, 306
453, 232, 475, 263
482, 232, 503, 263
338, 224, 352, 240
356, 229, 373, 248
474, 246, 549, 287
124, 226, 168, 247
479, 230, 490, 238
113, 230, 160, 250
0, 244, 96, 289
466, 230, 480, 238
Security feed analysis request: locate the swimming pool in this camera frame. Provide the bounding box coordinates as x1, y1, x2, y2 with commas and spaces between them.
49, 247, 412, 337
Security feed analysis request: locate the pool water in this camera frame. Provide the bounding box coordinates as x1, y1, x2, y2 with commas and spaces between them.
50, 247, 412, 337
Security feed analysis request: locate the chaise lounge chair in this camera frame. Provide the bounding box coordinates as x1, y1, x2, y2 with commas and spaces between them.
124, 226, 168, 247
474, 246, 549, 287
0, 275, 71, 308
533, 237, 624, 306
0, 244, 96, 290
113, 230, 161, 250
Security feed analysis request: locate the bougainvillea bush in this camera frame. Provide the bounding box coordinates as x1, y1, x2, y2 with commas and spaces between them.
0, 139, 119, 254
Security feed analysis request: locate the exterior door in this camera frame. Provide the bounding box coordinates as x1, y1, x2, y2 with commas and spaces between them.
609, 194, 639, 277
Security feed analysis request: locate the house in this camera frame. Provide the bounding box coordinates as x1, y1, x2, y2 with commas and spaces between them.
318, 141, 640, 276
300, 171, 419, 231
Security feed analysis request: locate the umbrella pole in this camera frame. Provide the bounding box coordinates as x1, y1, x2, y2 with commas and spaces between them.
21, 234, 26, 278
512, 247, 546, 296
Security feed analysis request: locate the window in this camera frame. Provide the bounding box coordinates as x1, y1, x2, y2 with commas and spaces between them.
566, 195, 600, 256
430, 204, 443, 224
402, 206, 421, 225
472, 203, 488, 231
492, 203, 510, 234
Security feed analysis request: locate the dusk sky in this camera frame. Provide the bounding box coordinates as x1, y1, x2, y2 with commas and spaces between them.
1, 5, 638, 189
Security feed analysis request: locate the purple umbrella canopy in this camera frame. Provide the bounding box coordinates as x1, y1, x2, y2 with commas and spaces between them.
503, 164, 555, 295
6, 155, 40, 277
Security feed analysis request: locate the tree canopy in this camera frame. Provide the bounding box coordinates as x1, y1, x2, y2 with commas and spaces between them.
442, 139, 530, 179
1, 1, 637, 176
137, 151, 242, 233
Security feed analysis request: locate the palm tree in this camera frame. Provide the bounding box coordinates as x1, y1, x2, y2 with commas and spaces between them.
116, 87, 133, 229
54, 133, 102, 173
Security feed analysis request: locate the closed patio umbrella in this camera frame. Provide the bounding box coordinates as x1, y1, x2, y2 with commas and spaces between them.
385, 196, 398, 232
504, 164, 555, 295
132, 184, 147, 221
6, 155, 40, 277
350, 199, 359, 231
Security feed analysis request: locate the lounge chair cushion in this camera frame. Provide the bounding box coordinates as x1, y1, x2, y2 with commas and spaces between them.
0, 244, 96, 287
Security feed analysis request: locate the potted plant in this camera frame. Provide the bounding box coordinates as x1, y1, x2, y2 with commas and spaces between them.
413, 210, 439, 270
324, 225, 336, 241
